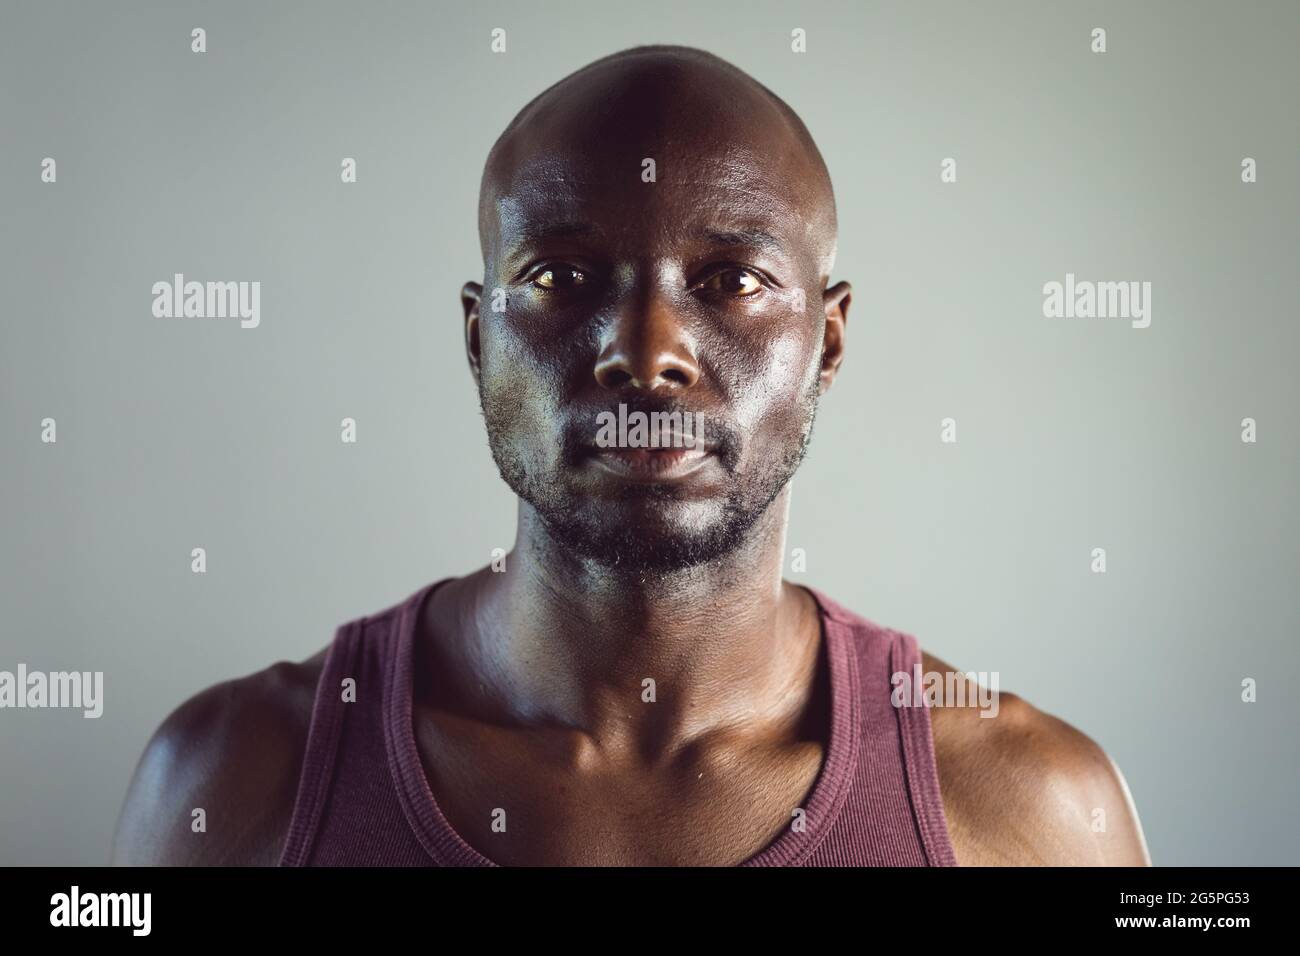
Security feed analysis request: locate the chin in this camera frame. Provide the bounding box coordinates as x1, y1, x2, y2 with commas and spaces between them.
539, 501, 757, 574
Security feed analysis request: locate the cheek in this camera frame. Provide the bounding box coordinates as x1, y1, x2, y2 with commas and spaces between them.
726, 323, 820, 436
482, 306, 577, 388
480, 320, 568, 446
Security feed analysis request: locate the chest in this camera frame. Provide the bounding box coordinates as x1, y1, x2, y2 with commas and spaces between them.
412, 711, 826, 866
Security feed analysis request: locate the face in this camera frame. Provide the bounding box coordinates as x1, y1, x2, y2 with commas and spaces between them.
464, 63, 849, 573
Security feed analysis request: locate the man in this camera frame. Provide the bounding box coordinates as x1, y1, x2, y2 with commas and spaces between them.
113, 45, 1150, 866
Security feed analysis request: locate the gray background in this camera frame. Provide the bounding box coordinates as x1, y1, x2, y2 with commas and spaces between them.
2, 0, 1296, 866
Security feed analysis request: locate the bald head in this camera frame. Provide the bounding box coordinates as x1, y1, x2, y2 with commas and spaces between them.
478, 45, 839, 282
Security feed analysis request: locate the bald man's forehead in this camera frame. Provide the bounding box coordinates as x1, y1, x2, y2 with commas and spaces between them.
483, 147, 829, 272
485, 114, 815, 200
491, 148, 809, 217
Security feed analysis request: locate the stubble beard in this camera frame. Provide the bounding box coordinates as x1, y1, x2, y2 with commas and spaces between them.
477, 373, 822, 576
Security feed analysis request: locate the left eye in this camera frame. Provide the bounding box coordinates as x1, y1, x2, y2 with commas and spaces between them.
700, 268, 763, 296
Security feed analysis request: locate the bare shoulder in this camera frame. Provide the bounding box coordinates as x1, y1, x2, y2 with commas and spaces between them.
920, 650, 1151, 866
111, 647, 329, 866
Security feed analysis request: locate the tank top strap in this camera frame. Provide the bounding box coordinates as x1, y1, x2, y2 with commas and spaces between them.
279, 582, 443, 867
886, 625, 960, 866
803, 587, 959, 866
278, 615, 363, 866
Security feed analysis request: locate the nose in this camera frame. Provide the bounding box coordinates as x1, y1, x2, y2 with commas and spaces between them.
593, 292, 700, 392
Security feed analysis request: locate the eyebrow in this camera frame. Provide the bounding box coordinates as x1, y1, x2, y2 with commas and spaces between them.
698, 228, 788, 256
514, 221, 599, 243
503, 221, 599, 268
503, 222, 790, 268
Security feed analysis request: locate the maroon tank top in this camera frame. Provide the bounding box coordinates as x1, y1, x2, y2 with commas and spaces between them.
279, 578, 958, 866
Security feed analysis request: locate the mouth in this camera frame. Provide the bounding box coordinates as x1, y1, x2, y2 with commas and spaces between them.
583, 445, 714, 482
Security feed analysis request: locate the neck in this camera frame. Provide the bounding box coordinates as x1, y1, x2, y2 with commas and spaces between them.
457, 487, 820, 762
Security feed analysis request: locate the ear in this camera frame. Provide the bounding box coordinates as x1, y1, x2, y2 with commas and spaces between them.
819, 280, 850, 393
462, 281, 483, 384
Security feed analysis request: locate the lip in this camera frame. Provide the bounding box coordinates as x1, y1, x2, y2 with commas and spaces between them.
585, 445, 714, 482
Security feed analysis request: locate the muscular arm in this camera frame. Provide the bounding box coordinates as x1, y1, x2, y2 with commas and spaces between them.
923, 652, 1152, 866
111, 655, 324, 866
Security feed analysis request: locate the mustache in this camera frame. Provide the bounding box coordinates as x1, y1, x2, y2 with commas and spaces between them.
561, 397, 742, 470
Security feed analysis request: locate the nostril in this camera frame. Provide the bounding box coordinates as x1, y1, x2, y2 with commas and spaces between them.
601, 368, 633, 389
660, 368, 691, 385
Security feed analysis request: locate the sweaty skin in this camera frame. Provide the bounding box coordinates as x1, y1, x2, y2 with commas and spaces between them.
113, 46, 1150, 867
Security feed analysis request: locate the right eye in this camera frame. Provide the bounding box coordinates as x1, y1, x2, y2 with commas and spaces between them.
531, 264, 588, 291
